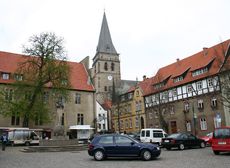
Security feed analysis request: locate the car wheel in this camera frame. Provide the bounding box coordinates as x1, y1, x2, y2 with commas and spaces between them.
200, 142, 206, 148
94, 150, 105, 161
141, 149, 152, 161
213, 151, 220, 155
179, 143, 185, 150
166, 147, 171, 150
25, 141, 30, 146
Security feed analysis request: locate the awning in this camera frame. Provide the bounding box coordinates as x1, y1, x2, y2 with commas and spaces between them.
69, 125, 95, 130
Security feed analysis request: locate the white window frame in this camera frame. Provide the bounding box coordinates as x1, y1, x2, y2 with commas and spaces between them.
198, 99, 204, 109
211, 97, 217, 107
186, 121, 191, 132
200, 118, 207, 130
197, 81, 203, 90
2, 73, 10, 80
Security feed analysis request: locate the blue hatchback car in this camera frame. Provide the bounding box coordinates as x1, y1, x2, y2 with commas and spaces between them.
88, 134, 161, 161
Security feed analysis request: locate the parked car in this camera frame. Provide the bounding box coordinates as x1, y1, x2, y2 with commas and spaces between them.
88, 134, 161, 161
212, 126, 230, 155
140, 128, 168, 145
199, 132, 213, 146
161, 132, 206, 150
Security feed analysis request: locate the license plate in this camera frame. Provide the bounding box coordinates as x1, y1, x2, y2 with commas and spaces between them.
164, 140, 169, 143
218, 141, 226, 145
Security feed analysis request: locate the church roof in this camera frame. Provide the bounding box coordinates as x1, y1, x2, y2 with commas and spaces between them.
96, 12, 117, 54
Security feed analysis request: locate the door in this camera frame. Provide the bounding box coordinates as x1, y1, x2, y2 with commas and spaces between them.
170, 121, 177, 133
114, 135, 139, 156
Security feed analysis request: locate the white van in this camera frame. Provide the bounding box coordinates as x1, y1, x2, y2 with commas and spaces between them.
140, 128, 167, 145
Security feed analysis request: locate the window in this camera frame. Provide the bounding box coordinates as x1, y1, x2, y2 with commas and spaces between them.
120, 120, 124, 130
75, 93, 81, 104
192, 67, 208, 77
207, 78, 213, 87
61, 113, 64, 125
5, 88, 13, 101
173, 76, 183, 83
115, 136, 132, 144
14, 74, 23, 81
200, 118, 207, 130
11, 112, 20, 126
184, 103, 189, 112
153, 130, 163, 138
197, 99, 204, 110
187, 85, 193, 93
104, 62, 108, 71
169, 106, 175, 115
111, 62, 115, 71
99, 136, 113, 144
197, 81, 203, 90
135, 117, 139, 128
104, 86, 107, 91
149, 112, 153, 119
186, 121, 191, 132
129, 118, 132, 128
146, 130, 150, 137
2, 73, 10, 80
125, 119, 129, 129
211, 97, 217, 107
77, 114, 84, 125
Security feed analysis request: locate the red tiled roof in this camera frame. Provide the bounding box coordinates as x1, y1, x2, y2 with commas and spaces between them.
143, 39, 230, 96
0, 51, 94, 92
102, 100, 112, 110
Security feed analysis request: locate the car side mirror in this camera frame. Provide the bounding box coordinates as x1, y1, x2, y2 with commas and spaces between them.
131, 142, 135, 145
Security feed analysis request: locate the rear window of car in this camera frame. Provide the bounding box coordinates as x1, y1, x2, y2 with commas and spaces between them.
168, 133, 181, 138
214, 128, 230, 139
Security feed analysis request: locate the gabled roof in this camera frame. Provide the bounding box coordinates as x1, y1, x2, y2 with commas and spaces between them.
0, 51, 95, 92
144, 39, 230, 96
96, 12, 117, 54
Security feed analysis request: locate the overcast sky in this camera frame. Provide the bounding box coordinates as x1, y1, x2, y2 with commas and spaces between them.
1, 0, 229, 80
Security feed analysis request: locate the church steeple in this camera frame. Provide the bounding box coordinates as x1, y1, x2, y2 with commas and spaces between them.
96, 12, 117, 54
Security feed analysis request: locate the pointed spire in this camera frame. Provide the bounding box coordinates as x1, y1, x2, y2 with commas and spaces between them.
97, 12, 117, 54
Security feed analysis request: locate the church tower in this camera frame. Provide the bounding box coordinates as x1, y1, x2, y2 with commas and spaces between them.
92, 12, 121, 104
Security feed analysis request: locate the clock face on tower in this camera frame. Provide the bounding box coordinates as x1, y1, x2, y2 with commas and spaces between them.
108, 75, 113, 81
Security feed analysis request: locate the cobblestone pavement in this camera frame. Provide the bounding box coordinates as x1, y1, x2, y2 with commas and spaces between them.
0, 146, 230, 168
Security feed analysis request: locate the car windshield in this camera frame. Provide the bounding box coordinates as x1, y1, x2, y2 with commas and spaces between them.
167, 133, 181, 138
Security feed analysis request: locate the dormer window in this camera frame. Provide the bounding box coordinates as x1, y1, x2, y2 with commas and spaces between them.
2, 73, 10, 80
173, 76, 183, 83
14, 74, 23, 81
192, 67, 208, 77
154, 82, 164, 89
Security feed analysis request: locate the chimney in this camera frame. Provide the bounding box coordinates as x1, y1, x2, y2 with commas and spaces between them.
143, 75, 147, 81
176, 58, 180, 62
203, 47, 208, 56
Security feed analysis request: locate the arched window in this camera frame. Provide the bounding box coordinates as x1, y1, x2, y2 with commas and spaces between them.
104, 62, 108, 71
111, 62, 115, 71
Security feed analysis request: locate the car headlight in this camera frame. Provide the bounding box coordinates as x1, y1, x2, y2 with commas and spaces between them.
155, 146, 160, 150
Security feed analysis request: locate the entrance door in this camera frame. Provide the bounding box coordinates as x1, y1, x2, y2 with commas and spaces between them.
170, 121, 177, 133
